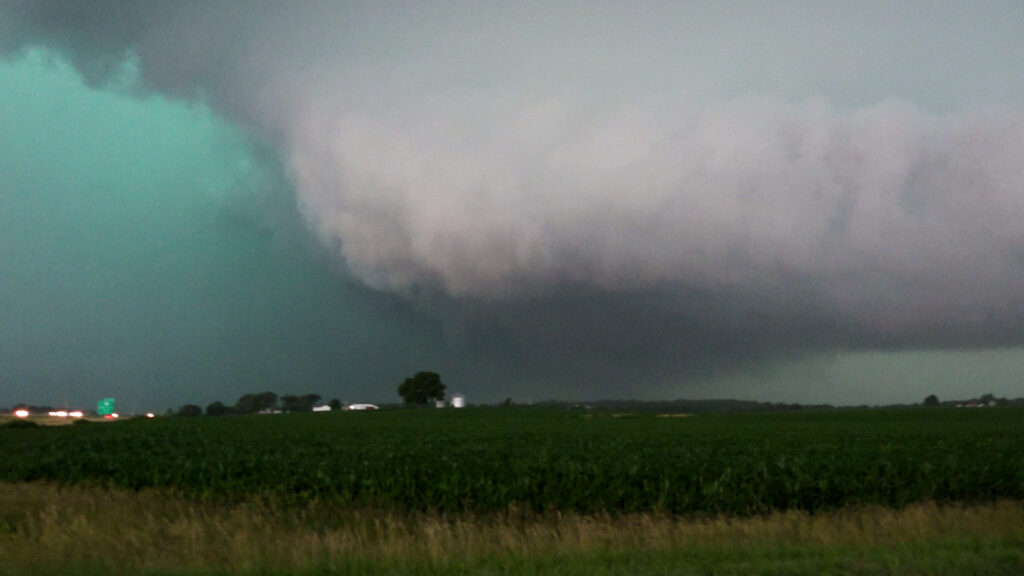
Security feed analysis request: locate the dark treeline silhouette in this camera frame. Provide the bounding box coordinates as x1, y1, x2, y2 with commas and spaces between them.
516, 393, 1024, 413
7, 393, 1023, 419
173, 391, 341, 417
528, 398, 836, 413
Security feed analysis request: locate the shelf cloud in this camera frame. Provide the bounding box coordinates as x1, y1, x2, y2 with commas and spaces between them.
3, 1, 1024, 404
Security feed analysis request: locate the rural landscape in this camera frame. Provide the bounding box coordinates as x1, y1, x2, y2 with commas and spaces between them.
2, 394, 1022, 574
4, 2, 1024, 574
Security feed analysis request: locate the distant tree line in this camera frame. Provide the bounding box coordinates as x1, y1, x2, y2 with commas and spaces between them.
175, 391, 343, 417
528, 398, 838, 413
175, 370, 452, 416
921, 392, 1016, 408
513, 393, 1024, 413
13, 381, 1022, 419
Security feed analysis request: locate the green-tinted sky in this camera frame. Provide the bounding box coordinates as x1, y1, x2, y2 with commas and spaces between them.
2, 3, 1023, 410
0, 51, 449, 410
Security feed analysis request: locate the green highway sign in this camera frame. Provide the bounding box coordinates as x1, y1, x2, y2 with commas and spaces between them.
97, 397, 116, 416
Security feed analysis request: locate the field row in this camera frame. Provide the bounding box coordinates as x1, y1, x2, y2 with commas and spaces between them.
2, 407, 1021, 515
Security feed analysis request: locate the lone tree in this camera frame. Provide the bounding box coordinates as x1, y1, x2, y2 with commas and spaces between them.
177, 404, 202, 417
923, 394, 940, 407
206, 401, 231, 416
397, 371, 446, 406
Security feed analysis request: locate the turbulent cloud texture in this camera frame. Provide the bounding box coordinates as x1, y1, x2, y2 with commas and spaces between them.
3, 1, 1024, 403
289, 98, 1024, 320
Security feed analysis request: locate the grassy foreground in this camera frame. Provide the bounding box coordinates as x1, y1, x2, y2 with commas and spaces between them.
1, 482, 1021, 575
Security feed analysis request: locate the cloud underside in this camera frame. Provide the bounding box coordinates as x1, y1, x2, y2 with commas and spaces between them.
4, 1, 1024, 395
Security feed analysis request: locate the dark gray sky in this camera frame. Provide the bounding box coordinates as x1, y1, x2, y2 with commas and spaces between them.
2, 2, 1024, 410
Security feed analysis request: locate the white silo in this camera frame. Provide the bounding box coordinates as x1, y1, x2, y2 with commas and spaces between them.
451, 394, 466, 408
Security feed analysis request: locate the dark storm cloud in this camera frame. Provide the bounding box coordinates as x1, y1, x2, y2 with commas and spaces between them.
3, 1, 1024, 404
0, 50, 452, 409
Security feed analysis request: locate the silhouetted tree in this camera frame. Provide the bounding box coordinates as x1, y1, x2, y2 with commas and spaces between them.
280, 395, 297, 412
206, 401, 231, 416
397, 371, 446, 406
328, 398, 342, 411
923, 394, 940, 407
281, 394, 322, 412
177, 404, 202, 417
974, 391, 999, 405
235, 391, 278, 414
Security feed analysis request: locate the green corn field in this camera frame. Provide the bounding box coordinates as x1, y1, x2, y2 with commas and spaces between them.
2, 407, 1021, 516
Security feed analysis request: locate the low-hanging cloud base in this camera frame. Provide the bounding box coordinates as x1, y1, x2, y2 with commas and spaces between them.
3, 2, 1024, 406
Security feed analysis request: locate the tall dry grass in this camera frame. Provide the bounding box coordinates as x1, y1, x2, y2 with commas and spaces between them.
1, 481, 1021, 574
